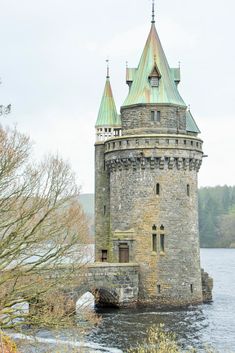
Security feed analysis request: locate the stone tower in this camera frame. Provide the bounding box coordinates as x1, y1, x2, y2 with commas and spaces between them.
95, 5, 205, 306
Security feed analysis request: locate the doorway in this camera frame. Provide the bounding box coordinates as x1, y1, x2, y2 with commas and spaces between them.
119, 243, 129, 263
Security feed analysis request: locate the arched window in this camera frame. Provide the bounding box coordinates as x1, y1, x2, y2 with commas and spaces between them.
160, 234, 165, 252
152, 225, 157, 252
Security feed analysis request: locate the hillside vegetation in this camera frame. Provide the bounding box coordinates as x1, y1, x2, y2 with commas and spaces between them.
199, 185, 235, 248
79, 186, 235, 248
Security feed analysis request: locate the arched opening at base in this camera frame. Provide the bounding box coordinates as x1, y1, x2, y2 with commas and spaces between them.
94, 288, 119, 308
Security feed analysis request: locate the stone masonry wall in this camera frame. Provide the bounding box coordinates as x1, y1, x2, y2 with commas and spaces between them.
95, 143, 110, 261
121, 104, 187, 136
65, 263, 140, 307
104, 136, 203, 306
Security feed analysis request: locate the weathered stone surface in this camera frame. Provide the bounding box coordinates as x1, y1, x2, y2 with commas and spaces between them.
70, 263, 139, 307
201, 268, 213, 303
121, 104, 187, 135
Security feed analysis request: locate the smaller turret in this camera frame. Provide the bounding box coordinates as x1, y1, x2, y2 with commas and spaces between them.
95, 62, 121, 142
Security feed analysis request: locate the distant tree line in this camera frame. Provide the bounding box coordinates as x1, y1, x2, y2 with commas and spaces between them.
199, 186, 235, 248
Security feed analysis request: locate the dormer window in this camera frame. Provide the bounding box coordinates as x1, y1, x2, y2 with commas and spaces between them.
150, 76, 159, 87
149, 62, 161, 88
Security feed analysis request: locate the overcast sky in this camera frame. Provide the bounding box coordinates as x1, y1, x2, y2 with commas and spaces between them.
0, 0, 234, 193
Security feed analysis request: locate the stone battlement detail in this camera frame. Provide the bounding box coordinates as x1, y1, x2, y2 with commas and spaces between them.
106, 156, 202, 172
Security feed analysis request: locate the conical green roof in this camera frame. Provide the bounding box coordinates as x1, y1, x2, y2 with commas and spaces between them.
95, 77, 121, 127
186, 110, 200, 133
123, 23, 186, 107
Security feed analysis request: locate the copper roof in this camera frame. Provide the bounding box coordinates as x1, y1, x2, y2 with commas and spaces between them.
186, 110, 201, 133
123, 23, 186, 107
95, 77, 121, 127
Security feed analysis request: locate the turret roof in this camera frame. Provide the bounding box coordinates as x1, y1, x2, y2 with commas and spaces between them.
123, 23, 186, 107
186, 110, 201, 133
95, 77, 121, 127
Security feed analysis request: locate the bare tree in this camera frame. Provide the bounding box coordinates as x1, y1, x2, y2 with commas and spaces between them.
0, 126, 94, 330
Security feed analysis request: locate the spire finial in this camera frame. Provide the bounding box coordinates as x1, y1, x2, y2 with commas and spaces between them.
151, 0, 155, 24
106, 58, 110, 78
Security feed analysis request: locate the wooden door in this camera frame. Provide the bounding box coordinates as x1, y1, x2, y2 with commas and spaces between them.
119, 244, 129, 263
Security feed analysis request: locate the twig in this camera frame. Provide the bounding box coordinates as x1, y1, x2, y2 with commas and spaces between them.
0, 329, 5, 353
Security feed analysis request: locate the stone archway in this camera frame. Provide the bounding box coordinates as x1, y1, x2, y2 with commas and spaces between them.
64, 286, 120, 311
93, 287, 119, 307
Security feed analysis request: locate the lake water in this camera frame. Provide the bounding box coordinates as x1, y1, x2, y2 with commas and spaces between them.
16, 249, 235, 352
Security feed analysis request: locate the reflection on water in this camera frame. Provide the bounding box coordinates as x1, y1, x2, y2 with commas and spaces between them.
15, 249, 235, 352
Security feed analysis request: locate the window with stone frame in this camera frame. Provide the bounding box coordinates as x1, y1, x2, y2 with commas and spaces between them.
101, 250, 108, 262
152, 233, 157, 252
151, 110, 161, 122
160, 234, 165, 252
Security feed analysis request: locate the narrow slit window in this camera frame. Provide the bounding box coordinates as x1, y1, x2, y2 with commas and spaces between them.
160, 234, 165, 252
152, 234, 157, 252
104, 205, 106, 215
156, 183, 160, 195
187, 184, 190, 197
157, 285, 161, 294
190, 284, 193, 293
151, 110, 155, 121
157, 111, 161, 122
101, 250, 108, 262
